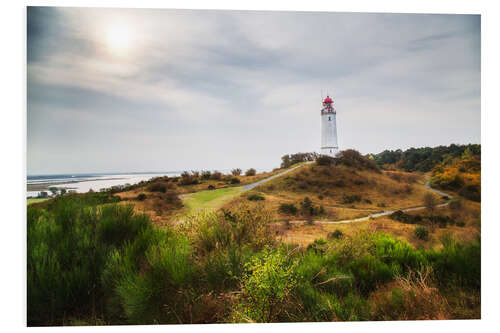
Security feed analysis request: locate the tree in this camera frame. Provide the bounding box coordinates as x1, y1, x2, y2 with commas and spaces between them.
245, 168, 256, 176
423, 193, 438, 216
231, 168, 242, 176
462, 147, 474, 160
60, 188, 67, 195
49, 187, 58, 196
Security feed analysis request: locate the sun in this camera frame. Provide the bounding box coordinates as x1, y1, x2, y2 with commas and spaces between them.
105, 24, 131, 54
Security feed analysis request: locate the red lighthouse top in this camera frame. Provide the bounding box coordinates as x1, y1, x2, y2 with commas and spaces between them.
323, 96, 333, 104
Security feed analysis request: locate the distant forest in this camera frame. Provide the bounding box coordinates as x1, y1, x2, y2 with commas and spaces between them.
370, 144, 481, 172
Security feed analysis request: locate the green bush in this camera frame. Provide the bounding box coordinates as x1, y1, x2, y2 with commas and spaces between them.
278, 203, 298, 215
231, 168, 242, 176
348, 255, 393, 295
414, 226, 429, 241
230, 177, 241, 184
426, 235, 480, 290
233, 248, 297, 322
136, 193, 147, 201
247, 193, 265, 201
328, 229, 344, 240
342, 194, 362, 204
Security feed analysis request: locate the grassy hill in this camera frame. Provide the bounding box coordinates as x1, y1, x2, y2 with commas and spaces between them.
225, 158, 440, 222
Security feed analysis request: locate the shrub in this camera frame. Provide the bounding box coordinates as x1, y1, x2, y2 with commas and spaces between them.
201, 170, 212, 180
180, 171, 200, 185
414, 226, 429, 241
245, 168, 257, 176
230, 177, 241, 184
342, 194, 362, 204
458, 184, 481, 202
183, 205, 275, 255
316, 155, 335, 166
349, 255, 393, 295
207, 184, 215, 190
233, 248, 297, 322
278, 203, 298, 215
210, 171, 222, 180
423, 193, 438, 215
301, 197, 314, 216
27, 202, 152, 325
334, 149, 380, 172
456, 221, 466, 227
136, 193, 147, 201
328, 229, 344, 240
370, 267, 450, 320
149, 183, 167, 193
247, 193, 265, 201
231, 168, 242, 176
427, 235, 480, 290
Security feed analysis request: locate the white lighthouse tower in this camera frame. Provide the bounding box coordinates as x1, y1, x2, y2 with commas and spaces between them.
320, 95, 339, 157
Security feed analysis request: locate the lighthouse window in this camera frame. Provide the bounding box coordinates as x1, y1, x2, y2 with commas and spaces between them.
328, 116, 331, 121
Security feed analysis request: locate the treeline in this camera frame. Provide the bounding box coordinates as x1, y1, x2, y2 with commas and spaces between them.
28, 192, 480, 325
281, 152, 318, 168
371, 144, 481, 172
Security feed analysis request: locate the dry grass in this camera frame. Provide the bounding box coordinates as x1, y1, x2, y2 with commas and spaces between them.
274, 202, 480, 250
370, 266, 451, 320
225, 164, 442, 223
115, 189, 182, 226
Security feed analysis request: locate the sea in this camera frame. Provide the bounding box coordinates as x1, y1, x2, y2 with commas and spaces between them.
26, 171, 183, 198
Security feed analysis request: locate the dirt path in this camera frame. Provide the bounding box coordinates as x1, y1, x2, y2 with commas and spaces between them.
242, 162, 311, 192
287, 179, 453, 225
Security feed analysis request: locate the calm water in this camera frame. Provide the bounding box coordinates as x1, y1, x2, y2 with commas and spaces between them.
26, 172, 181, 198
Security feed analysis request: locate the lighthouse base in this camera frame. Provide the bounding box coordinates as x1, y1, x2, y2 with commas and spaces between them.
321, 147, 339, 158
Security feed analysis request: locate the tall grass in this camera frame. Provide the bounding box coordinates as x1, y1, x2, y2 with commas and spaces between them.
27, 194, 480, 325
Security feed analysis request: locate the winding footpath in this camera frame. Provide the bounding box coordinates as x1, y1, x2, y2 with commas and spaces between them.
181, 161, 452, 226
240, 163, 453, 225
313, 180, 453, 225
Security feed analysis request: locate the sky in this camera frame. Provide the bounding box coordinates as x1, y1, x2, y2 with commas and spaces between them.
27, 7, 481, 175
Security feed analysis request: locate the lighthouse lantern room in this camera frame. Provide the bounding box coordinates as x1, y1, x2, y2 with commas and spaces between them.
320, 95, 339, 157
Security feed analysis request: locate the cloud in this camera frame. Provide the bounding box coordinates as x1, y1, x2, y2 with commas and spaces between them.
27, 8, 480, 174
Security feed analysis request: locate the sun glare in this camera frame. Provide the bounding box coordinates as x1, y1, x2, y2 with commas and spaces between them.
106, 24, 131, 54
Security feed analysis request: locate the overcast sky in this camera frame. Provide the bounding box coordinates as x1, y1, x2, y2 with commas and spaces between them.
27, 7, 480, 175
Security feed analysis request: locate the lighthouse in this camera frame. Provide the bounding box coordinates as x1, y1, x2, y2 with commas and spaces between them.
320, 95, 339, 157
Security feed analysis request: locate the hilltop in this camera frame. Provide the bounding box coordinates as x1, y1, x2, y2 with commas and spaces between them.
226, 150, 441, 221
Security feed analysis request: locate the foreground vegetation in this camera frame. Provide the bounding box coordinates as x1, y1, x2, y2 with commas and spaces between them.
28, 192, 480, 326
